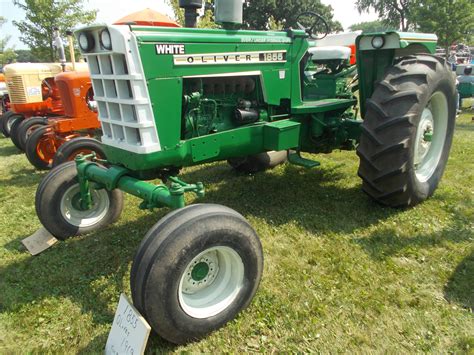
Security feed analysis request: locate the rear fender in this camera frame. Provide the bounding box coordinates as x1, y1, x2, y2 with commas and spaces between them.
356, 31, 438, 118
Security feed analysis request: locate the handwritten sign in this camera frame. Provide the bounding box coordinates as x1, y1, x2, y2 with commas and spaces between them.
22, 228, 58, 255
105, 294, 151, 355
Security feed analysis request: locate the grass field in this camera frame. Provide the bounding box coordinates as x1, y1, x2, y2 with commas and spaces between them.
0, 111, 472, 353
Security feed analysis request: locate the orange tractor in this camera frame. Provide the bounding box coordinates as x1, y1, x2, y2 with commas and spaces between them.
1, 29, 103, 169
1, 62, 68, 141
25, 69, 103, 169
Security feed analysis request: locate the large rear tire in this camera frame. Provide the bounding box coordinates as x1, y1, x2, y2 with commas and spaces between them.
357, 55, 456, 207
16, 116, 48, 151
228, 150, 288, 174
53, 137, 105, 168
131, 204, 263, 344
35, 161, 124, 240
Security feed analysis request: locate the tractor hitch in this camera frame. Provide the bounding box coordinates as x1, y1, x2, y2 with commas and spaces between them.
75, 154, 205, 211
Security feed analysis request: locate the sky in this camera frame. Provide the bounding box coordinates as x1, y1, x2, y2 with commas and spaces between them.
0, 0, 378, 50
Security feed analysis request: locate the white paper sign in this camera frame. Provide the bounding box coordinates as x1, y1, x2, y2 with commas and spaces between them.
22, 228, 58, 255
105, 294, 151, 355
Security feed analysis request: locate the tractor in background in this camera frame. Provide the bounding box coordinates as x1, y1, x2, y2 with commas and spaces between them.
0, 62, 79, 144
0, 73, 9, 115
22, 30, 103, 169
24, 69, 102, 169
35, 0, 456, 344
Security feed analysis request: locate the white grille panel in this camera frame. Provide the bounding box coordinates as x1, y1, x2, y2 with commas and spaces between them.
7, 76, 27, 103
81, 26, 161, 153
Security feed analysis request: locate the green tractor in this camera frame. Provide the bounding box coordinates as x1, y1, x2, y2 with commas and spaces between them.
35, 0, 456, 344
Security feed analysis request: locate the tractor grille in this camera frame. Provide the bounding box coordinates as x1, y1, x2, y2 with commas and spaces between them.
7, 76, 27, 104
84, 32, 160, 154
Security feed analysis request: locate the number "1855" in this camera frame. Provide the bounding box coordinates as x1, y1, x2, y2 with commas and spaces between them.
264, 52, 284, 62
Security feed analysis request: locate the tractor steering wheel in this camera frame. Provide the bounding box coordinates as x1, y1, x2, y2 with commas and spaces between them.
295, 12, 330, 40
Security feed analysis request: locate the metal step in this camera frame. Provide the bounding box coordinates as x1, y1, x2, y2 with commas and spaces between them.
288, 152, 320, 168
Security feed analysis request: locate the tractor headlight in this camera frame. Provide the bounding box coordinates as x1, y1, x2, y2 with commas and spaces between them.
371, 36, 385, 49
100, 29, 112, 50
78, 32, 95, 52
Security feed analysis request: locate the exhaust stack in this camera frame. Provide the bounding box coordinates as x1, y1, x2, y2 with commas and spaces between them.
66, 31, 76, 71
179, 0, 202, 28
53, 27, 66, 72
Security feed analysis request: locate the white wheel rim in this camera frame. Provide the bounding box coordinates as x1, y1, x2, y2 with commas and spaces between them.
178, 246, 244, 319
414, 91, 448, 183
60, 184, 110, 227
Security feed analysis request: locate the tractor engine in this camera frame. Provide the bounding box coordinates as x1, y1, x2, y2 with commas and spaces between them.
182, 76, 263, 139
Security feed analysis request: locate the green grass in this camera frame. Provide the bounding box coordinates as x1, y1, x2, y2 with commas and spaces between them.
0, 112, 473, 353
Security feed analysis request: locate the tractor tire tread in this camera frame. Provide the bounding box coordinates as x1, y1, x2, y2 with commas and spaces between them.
357, 53, 456, 207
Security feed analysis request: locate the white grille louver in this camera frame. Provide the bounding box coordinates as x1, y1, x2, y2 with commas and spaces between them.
83, 26, 161, 154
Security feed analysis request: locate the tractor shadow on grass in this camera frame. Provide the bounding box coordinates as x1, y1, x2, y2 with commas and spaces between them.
0, 167, 47, 189
455, 122, 474, 133
353, 221, 472, 261
180, 161, 401, 236
0, 212, 176, 352
0, 144, 22, 157
1, 159, 401, 352
444, 250, 474, 312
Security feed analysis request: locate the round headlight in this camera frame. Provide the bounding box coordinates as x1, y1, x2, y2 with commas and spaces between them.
100, 29, 112, 50
78, 32, 95, 52
371, 36, 385, 49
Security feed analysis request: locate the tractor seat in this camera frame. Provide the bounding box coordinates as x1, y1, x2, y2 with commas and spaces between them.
308, 46, 352, 61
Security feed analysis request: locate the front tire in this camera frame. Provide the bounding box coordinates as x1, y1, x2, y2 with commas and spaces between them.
131, 204, 263, 344
52, 137, 105, 167
16, 117, 48, 151
25, 126, 57, 170
35, 161, 124, 240
357, 55, 456, 207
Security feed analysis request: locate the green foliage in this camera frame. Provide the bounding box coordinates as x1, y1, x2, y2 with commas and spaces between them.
15, 49, 40, 63
168, 0, 342, 32
349, 20, 394, 33
167, 0, 218, 28
0, 17, 17, 68
168, 0, 184, 26
199, 7, 219, 29
414, 0, 474, 53
243, 0, 342, 32
13, 0, 97, 62
356, 0, 414, 31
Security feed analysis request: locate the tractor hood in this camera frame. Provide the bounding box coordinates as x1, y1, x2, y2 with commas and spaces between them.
3, 62, 88, 76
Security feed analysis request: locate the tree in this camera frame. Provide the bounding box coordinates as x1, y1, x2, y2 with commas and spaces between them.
243, 0, 342, 32
13, 0, 97, 62
349, 20, 394, 33
355, 0, 414, 31
15, 49, 40, 63
168, 0, 342, 32
0, 17, 17, 69
167, 0, 219, 28
168, 0, 184, 26
414, 0, 474, 54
